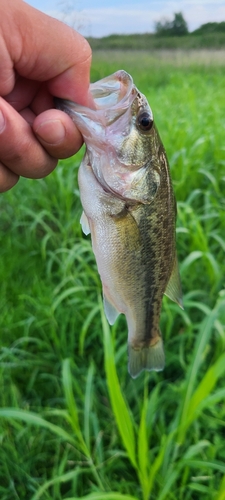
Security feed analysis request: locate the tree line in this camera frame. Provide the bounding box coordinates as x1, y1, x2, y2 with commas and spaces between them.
155, 13, 225, 37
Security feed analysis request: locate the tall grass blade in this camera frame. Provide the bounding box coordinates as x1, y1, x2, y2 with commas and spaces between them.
79, 305, 101, 355
0, 408, 75, 445
216, 475, 225, 500
186, 352, 225, 423
100, 303, 137, 469
183, 459, 225, 474
157, 469, 180, 500
62, 359, 105, 491
146, 436, 168, 498
31, 469, 83, 500
177, 297, 225, 444
62, 358, 88, 455
84, 362, 95, 450
66, 494, 139, 500
137, 393, 149, 497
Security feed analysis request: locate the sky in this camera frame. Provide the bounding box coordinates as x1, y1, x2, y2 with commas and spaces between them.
26, 0, 225, 38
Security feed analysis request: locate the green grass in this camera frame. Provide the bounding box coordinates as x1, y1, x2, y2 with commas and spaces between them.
0, 50, 225, 499
87, 33, 225, 50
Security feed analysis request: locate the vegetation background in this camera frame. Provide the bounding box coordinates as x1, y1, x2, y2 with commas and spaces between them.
87, 18, 225, 50
0, 19, 225, 500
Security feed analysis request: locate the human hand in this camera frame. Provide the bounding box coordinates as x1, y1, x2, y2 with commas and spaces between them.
0, 0, 92, 192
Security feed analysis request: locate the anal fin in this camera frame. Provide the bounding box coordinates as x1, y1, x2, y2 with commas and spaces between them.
103, 294, 120, 325
128, 337, 165, 379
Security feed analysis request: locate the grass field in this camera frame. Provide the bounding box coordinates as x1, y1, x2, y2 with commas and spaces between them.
0, 50, 225, 500
87, 33, 225, 50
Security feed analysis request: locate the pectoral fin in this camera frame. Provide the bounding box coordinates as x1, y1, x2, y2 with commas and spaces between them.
164, 254, 183, 309
80, 211, 90, 235
103, 294, 120, 325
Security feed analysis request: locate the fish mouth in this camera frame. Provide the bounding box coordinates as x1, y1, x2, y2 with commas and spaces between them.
55, 71, 145, 202
55, 70, 137, 141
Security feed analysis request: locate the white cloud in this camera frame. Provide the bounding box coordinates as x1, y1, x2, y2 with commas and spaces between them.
185, 5, 225, 31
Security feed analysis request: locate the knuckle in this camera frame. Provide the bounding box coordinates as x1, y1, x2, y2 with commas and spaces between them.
0, 137, 57, 178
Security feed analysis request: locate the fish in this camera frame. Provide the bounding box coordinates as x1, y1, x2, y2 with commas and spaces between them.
55, 70, 183, 378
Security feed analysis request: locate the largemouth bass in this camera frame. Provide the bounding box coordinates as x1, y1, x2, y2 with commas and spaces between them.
56, 70, 183, 378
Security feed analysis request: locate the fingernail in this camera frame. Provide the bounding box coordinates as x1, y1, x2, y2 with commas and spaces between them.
0, 110, 6, 133
35, 119, 66, 145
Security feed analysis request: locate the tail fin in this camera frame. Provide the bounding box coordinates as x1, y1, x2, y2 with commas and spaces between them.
128, 337, 165, 379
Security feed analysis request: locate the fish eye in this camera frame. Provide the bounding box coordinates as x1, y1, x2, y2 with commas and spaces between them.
137, 112, 153, 132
